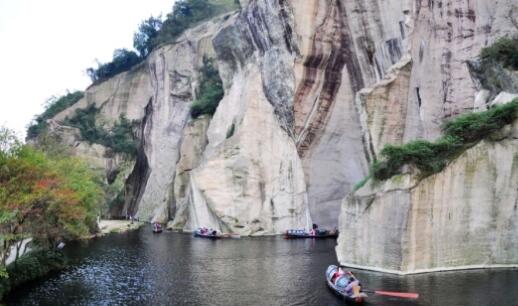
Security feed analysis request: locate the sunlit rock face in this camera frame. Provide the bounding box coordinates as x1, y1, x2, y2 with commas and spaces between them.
337, 120, 518, 274
43, 0, 518, 240
49, 17, 230, 223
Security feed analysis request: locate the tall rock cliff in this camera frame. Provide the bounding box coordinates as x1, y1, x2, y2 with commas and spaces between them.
337, 117, 518, 274
40, 0, 517, 241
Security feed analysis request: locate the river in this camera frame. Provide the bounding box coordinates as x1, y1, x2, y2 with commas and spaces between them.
6, 228, 518, 305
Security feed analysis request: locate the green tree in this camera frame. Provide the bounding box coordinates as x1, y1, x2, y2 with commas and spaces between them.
87, 49, 141, 83
133, 16, 163, 58
0, 127, 102, 266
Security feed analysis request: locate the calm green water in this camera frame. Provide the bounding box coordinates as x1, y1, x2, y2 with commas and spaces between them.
6, 228, 518, 305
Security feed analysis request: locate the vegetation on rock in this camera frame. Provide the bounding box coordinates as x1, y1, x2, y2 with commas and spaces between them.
65, 106, 139, 157
86, 49, 142, 84
190, 57, 224, 119
472, 36, 518, 93
480, 36, 518, 71
27, 91, 84, 139
368, 99, 518, 182
87, 0, 239, 83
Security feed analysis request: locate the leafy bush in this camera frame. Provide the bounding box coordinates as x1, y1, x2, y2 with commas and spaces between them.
66, 104, 103, 142
104, 116, 139, 156
190, 57, 224, 119
65, 107, 138, 157
0, 250, 67, 300
480, 36, 518, 70
6, 250, 66, 288
27, 91, 84, 139
370, 99, 518, 181
86, 49, 142, 83
443, 101, 518, 142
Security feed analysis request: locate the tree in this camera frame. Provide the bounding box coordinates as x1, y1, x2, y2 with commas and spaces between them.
133, 16, 162, 58
0, 127, 102, 266
86, 49, 141, 83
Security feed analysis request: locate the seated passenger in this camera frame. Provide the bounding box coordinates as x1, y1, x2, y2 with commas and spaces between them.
332, 266, 346, 284
345, 277, 360, 296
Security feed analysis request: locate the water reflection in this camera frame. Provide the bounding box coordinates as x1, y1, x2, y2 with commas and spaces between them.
6, 229, 518, 306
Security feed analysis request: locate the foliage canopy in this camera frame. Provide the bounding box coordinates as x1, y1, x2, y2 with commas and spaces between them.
0, 127, 102, 267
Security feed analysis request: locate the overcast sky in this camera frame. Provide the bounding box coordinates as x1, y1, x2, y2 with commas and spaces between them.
0, 0, 174, 138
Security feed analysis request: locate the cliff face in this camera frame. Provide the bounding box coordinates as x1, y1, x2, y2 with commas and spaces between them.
43, 0, 517, 239
337, 119, 518, 274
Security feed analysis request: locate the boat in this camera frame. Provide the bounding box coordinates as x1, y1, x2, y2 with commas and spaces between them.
152, 223, 163, 233
193, 228, 221, 239
284, 229, 338, 239
326, 265, 367, 304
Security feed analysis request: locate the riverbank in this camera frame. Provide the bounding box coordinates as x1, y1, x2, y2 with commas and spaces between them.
0, 250, 67, 300
0, 220, 142, 301
97, 220, 144, 235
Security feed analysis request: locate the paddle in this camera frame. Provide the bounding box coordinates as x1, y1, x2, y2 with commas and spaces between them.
363, 290, 419, 299
221, 233, 241, 239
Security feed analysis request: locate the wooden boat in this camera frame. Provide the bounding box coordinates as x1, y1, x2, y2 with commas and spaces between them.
325, 265, 367, 304
284, 229, 338, 239
193, 228, 221, 239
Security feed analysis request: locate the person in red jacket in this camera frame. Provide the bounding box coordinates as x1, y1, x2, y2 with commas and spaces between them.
332, 266, 346, 284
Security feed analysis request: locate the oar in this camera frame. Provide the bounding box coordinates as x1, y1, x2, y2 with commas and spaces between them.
363, 290, 419, 299
221, 233, 241, 239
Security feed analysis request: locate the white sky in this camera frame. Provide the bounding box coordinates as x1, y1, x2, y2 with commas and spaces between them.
0, 0, 174, 138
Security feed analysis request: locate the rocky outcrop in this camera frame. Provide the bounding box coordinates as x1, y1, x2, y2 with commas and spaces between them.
336, 119, 518, 274
41, 0, 518, 241
49, 15, 232, 223
185, 66, 310, 235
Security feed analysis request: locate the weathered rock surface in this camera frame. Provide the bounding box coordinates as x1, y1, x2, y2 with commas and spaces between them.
186, 66, 310, 235
336, 120, 518, 274
41, 0, 518, 245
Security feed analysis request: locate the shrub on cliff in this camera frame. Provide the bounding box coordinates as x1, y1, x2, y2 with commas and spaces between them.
190, 57, 224, 119
27, 91, 84, 139
480, 36, 518, 71
133, 16, 163, 58
65, 106, 139, 157
370, 99, 518, 181
86, 49, 142, 83
85, 0, 239, 84
154, 0, 239, 47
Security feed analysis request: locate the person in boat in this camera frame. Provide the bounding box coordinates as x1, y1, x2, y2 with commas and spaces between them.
200, 227, 208, 234
332, 266, 346, 284
345, 276, 361, 296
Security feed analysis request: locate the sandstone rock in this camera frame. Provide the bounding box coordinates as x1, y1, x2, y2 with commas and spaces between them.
336, 121, 518, 274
